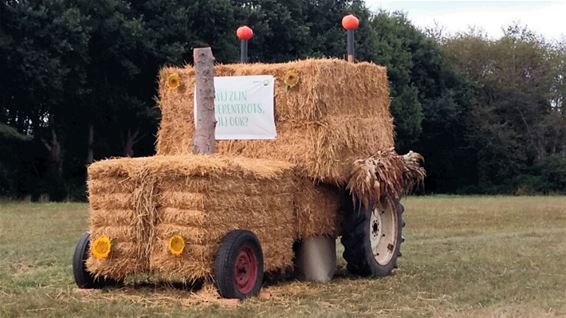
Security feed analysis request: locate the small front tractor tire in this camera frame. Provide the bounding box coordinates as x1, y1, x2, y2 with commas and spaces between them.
341, 199, 404, 277
213, 230, 264, 299
72, 232, 120, 289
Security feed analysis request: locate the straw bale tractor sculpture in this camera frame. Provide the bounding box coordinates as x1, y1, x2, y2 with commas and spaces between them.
72, 18, 425, 300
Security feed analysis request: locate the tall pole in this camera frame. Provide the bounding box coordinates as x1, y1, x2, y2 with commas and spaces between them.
347, 30, 355, 63
240, 40, 248, 63
342, 14, 360, 63
236, 26, 253, 63
192, 47, 216, 155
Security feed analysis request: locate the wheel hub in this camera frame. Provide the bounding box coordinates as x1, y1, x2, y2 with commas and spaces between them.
369, 204, 398, 265
233, 246, 258, 294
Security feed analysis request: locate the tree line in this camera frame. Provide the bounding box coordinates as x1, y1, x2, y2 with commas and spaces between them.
1, 0, 565, 200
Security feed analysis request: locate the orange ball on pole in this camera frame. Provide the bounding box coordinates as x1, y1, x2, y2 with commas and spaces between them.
342, 14, 359, 30
236, 26, 254, 40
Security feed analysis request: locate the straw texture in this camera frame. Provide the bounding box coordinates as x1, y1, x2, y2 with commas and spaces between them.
156, 59, 394, 184
346, 149, 426, 209
86, 155, 341, 281
84, 59, 425, 282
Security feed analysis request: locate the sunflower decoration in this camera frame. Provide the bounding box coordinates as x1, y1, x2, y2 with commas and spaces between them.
283, 69, 300, 90
168, 234, 185, 257
91, 235, 112, 259
166, 72, 181, 91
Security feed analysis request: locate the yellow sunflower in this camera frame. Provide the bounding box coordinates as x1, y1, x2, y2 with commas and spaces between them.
91, 235, 112, 259
166, 73, 181, 90
168, 234, 185, 257
284, 69, 300, 90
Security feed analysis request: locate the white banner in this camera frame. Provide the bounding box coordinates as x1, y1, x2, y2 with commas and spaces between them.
194, 75, 276, 140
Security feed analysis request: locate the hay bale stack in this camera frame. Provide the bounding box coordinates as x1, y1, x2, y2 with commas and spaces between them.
146, 156, 297, 281
86, 155, 341, 281
86, 160, 148, 278
295, 181, 342, 238
156, 59, 394, 184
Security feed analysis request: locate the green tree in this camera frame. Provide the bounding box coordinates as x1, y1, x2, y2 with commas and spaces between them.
443, 25, 566, 192
361, 11, 474, 192
1, 0, 91, 199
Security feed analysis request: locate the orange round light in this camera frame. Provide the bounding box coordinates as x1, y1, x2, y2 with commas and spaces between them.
342, 14, 360, 30
236, 26, 254, 40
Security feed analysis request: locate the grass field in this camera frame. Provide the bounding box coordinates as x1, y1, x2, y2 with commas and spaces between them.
1, 196, 565, 317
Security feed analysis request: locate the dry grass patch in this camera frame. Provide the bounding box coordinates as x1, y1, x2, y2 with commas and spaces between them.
0, 196, 565, 317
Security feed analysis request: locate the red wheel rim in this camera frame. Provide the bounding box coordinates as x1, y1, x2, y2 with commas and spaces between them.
233, 245, 258, 294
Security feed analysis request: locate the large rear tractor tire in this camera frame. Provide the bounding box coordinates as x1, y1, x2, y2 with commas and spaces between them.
341, 199, 404, 277
213, 230, 264, 299
72, 232, 120, 289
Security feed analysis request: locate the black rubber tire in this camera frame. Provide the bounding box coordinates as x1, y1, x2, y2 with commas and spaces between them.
72, 232, 119, 289
341, 198, 404, 277
213, 230, 264, 299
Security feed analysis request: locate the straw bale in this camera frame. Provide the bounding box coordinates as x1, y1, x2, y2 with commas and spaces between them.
87, 257, 146, 279
155, 59, 394, 184
87, 178, 137, 195
86, 154, 301, 281
86, 161, 149, 277
87, 161, 132, 178
157, 192, 205, 210
89, 193, 134, 210
88, 155, 295, 182
154, 223, 296, 246
150, 224, 297, 281
86, 222, 148, 278
295, 181, 342, 238
145, 155, 298, 279
156, 177, 296, 196
158, 201, 294, 228
86, 154, 349, 280
89, 209, 137, 227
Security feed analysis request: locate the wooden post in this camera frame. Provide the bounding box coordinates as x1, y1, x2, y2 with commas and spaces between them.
192, 47, 216, 154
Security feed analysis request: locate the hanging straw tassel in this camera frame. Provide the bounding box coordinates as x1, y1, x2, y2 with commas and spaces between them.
346, 149, 426, 209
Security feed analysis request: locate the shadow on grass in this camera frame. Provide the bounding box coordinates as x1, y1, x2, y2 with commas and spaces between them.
90, 265, 358, 296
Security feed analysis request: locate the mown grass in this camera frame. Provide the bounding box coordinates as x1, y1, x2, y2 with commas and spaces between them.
0, 196, 565, 317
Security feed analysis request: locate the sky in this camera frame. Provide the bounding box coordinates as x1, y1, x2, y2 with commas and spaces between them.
365, 1, 566, 41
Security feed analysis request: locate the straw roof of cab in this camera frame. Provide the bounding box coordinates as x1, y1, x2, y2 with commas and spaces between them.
156, 58, 394, 184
